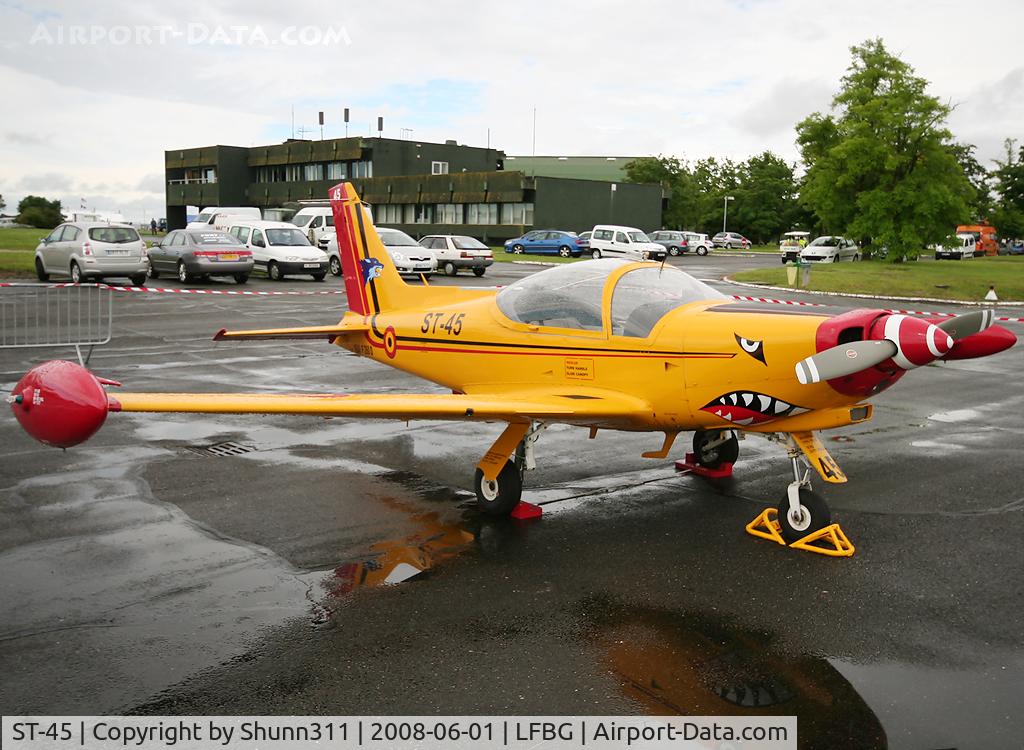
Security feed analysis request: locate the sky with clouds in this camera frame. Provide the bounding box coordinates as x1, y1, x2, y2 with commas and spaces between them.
0, 0, 1022, 222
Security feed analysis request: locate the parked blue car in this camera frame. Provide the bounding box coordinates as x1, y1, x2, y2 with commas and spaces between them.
504, 230, 588, 258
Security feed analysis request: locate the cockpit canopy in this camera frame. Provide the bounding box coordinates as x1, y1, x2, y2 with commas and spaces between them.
496, 259, 725, 337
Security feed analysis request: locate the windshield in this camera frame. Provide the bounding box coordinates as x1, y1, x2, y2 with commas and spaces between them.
496, 259, 625, 331
808, 236, 839, 247
612, 266, 726, 337
628, 231, 651, 243
265, 228, 310, 246
189, 232, 242, 246
88, 226, 139, 243
292, 214, 314, 227
378, 229, 420, 247
195, 212, 213, 223
453, 236, 488, 250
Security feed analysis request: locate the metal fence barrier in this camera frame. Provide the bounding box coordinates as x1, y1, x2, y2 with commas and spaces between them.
0, 283, 113, 365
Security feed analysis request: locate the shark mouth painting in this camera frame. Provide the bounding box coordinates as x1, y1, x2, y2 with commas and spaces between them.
700, 391, 809, 426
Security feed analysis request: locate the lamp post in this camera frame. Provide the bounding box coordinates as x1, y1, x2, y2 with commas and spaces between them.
722, 195, 734, 233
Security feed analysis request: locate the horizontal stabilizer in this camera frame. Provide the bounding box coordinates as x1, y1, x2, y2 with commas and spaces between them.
213, 322, 369, 341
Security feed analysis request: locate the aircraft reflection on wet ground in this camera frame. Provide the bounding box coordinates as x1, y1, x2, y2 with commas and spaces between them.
311, 491, 885, 749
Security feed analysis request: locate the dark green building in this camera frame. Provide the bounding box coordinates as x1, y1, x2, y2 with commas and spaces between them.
165, 137, 662, 241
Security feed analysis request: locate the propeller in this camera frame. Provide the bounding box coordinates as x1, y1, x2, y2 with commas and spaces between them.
795, 339, 897, 385
796, 309, 999, 385
937, 309, 996, 341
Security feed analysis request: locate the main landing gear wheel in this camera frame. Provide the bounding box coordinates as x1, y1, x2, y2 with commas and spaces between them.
474, 461, 523, 516
692, 429, 739, 469
777, 487, 831, 544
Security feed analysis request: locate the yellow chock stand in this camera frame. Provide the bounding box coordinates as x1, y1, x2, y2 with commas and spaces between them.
745, 507, 856, 557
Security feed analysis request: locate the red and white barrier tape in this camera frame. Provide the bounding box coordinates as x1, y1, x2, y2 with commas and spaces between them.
0, 282, 343, 297
3, 282, 1022, 322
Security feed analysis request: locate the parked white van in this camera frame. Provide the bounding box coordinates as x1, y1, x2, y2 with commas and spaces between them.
290, 207, 335, 246
934, 233, 977, 260
227, 220, 330, 281
188, 207, 261, 232
588, 225, 660, 260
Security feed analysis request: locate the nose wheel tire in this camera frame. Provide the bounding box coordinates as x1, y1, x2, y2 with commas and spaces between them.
474, 461, 523, 516
692, 429, 739, 469
777, 488, 831, 544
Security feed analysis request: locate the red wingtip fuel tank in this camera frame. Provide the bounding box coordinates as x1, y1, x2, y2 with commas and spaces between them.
8, 360, 110, 448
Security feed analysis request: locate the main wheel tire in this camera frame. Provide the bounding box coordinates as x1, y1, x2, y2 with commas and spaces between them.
70, 261, 82, 283
35, 257, 49, 282
129, 274, 146, 287
668, 246, 680, 256
777, 488, 831, 544
472, 267, 486, 277
329, 255, 342, 276
268, 261, 282, 281
177, 262, 190, 283
312, 273, 326, 282
697, 246, 708, 256
512, 244, 524, 254
692, 429, 739, 469
591, 249, 602, 259
474, 461, 523, 516
443, 261, 457, 276
234, 273, 249, 284
558, 245, 571, 258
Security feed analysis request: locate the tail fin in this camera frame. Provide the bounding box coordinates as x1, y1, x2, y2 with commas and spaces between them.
329, 182, 413, 315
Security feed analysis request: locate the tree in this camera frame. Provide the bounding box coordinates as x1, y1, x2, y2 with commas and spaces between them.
0, 194, 6, 212
17, 195, 63, 229
796, 39, 973, 261
949, 142, 992, 220
730, 152, 803, 243
991, 138, 1024, 239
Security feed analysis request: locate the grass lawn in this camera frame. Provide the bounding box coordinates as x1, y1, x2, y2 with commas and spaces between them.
491, 248, 579, 264
0, 227, 52, 252
732, 256, 1024, 302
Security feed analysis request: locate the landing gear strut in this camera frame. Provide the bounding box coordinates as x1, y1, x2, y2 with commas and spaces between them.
473, 422, 546, 515
776, 438, 831, 543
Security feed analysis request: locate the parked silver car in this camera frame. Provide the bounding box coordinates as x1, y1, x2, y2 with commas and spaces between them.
34, 222, 148, 285
147, 229, 255, 283
320, 227, 436, 277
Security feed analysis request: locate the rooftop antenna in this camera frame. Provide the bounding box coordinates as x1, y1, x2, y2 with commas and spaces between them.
344, 107, 349, 137
377, 116, 384, 138
318, 111, 324, 140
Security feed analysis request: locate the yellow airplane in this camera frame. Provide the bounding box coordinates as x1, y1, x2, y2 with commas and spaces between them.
7, 182, 1017, 541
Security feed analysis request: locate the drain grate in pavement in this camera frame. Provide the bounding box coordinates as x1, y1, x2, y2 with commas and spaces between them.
184, 441, 257, 457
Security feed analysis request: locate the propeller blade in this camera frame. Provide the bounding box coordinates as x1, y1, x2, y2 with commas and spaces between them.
937, 309, 996, 341
795, 340, 898, 385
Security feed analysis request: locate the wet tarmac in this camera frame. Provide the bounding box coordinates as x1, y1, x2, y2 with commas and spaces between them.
1, 256, 1022, 749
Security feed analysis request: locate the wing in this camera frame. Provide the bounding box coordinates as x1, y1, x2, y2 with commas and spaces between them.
213, 317, 369, 341
107, 388, 649, 427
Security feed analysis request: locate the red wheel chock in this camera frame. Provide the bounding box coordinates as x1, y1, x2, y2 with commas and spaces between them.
510, 501, 543, 520
745, 507, 855, 557
675, 453, 733, 479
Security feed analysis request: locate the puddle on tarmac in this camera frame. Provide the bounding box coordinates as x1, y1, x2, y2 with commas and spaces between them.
579, 599, 1024, 749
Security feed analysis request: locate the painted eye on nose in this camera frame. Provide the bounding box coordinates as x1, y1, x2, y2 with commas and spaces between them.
735, 334, 766, 365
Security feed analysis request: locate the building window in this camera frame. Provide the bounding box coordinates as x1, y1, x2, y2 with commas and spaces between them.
286, 164, 303, 182
303, 163, 324, 181
256, 165, 287, 183
326, 162, 346, 180
467, 203, 498, 225
351, 160, 373, 178
183, 168, 216, 184
403, 204, 416, 223
378, 204, 402, 223
414, 204, 435, 224
437, 203, 463, 224
431, 161, 449, 175
500, 202, 534, 225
